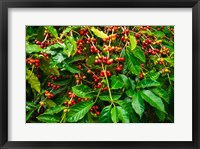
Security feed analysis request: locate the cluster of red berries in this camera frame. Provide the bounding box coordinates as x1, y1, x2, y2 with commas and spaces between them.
75, 74, 86, 84
40, 52, 49, 60
79, 28, 88, 36
47, 82, 60, 90
160, 46, 170, 55
94, 56, 113, 65
115, 64, 123, 72
139, 26, 151, 31
76, 39, 85, 54
64, 100, 76, 107
135, 33, 141, 39
35, 32, 55, 49
103, 45, 122, 53
100, 70, 112, 77
44, 90, 54, 99
68, 91, 76, 98
106, 26, 120, 32
90, 45, 99, 53
90, 105, 100, 116
26, 58, 40, 67
86, 38, 97, 44
141, 39, 152, 49
147, 48, 160, 55
92, 75, 100, 83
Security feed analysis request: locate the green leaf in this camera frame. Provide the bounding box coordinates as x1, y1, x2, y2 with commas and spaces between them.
36, 114, 60, 123
26, 44, 42, 54
138, 78, 160, 88
154, 31, 165, 38
111, 106, 119, 123
37, 26, 45, 42
72, 84, 95, 98
53, 53, 66, 63
54, 96, 68, 105
65, 100, 94, 122
47, 26, 58, 38
45, 100, 57, 108
116, 106, 130, 123
86, 55, 96, 66
133, 46, 146, 63
43, 105, 66, 115
53, 79, 70, 86
68, 36, 77, 50
98, 105, 112, 123
46, 43, 64, 51
67, 55, 85, 64
111, 75, 124, 89
125, 51, 141, 75
147, 70, 160, 80
63, 26, 79, 34
115, 100, 139, 123
40, 59, 60, 76
62, 64, 80, 73
129, 32, 137, 51
164, 57, 174, 66
151, 87, 169, 104
132, 92, 145, 119
52, 86, 67, 95
140, 90, 166, 113
119, 74, 130, 89
63, 40, 74, 57
155, 109, 166, 122
26, 101, 37, 111
26, 109, 36, 121
99, 94, 121, 101
91, 27, 108, 39
26, 69, 41, 93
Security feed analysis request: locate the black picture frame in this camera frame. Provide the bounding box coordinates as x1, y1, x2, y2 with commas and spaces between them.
0, 0, 199, 149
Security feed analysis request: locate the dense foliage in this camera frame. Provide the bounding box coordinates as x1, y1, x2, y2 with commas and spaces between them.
26, 26, 174, 123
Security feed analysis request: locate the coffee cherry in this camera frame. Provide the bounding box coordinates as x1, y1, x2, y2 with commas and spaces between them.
63, 109, 68, 113
39, 101, 44, 107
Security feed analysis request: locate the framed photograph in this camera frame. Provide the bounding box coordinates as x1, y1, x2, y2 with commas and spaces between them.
0, 0, 199, 148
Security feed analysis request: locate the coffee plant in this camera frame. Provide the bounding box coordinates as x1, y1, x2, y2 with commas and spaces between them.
26, 26, 174, 123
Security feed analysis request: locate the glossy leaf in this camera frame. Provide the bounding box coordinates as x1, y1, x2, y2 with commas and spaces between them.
111, 106, 119, 123
26, 69, 41, 93
116, 106, 130, 123
98, 105, 112, 123
45, 100, 57, 108
111, 75, 124, 89
129, 32, 137, 51
138, 78, 160, 88
65, 100, 94, 122
39, 59, 60, 76
67, 55, 85, 64
47, 26, 58, 38
63, 64, 80, 73
133, 46, 146, 63
125, 51, 141, 75
132, 92, 145, 119
154, 31, 165, 38
99, 94, 121, 101
72, 84, 95, 98
91, 27, 108, 39
151, 87, 169, 104
26, 44, 42, 54
140, 90, 166, 113
36, 114, 60, 123
37, 26, 45, 42
43, 105, 66, 115
119, 74, 130, 89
